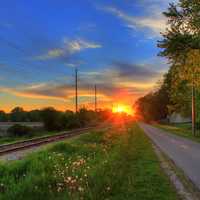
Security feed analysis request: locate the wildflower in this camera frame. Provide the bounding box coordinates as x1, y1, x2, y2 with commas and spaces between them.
57, 186, 62, 192
78, 186, 84, 192
106, 186, 111, 191
67, 176, 72, 181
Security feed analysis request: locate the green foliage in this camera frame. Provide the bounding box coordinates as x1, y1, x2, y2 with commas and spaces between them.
135, 81, 170, 121
160, 0, 200, 79
77, 108, 97, 127
61, 111, 81, 129
151, 0, 200, 119
0, 107, 110, 133
40, 107, 110, 131
0, 111, 8, 122
0, 124, 178, 200
155, 123, 200, 142
41, 107, 64, 131
10, 107, 28, 122
7, 124, 33, 137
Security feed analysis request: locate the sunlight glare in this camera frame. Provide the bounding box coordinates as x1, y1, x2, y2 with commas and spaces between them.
112, 104, 133, 115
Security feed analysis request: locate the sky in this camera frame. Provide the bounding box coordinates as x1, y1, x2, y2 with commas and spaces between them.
0, 0, 175, 112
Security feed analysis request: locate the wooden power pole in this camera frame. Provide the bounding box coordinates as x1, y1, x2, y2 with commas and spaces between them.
192, 83, 196, 136
95, 84, 97, 112
75, 68, 78, 113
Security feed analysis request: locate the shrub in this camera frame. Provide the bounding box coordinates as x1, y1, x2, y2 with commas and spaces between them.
41, 108, 63, 131
7, 124, 33, 136
65, 115, 81, 129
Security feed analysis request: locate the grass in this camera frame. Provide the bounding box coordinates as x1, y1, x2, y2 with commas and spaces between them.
154, 123, 200, 143
0, 130, 58, 145
0, 123, 179, 200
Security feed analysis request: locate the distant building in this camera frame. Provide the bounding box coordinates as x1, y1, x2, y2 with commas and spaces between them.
168, 113, 191, 124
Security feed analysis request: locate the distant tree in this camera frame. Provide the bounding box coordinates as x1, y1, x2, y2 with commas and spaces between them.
41, 107, 63, 131
77, 108, 98, 127
135, 76, 170, 122
10, 107, 27, 122
0, 110, 8, 122
28, 109, 42, 122
97, 109, 112, 122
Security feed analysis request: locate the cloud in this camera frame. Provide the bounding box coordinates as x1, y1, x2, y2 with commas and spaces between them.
66, 38, 101, 53
0, 82, 111, 104
35, 38, 102, 60
0, 60, 162, 107
101, 6, 166, 37
79, 62, 161, 98
113, 62, 161, 81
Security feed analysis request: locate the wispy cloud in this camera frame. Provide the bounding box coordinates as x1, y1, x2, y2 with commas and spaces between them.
101, 6, 166, 37
0, 60, 162, 107
0, 82, 110, 103
112, 61, 161, 81
35, 38, 102, 60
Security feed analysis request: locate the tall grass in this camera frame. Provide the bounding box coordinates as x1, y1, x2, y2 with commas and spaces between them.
0, 124, 179, 200
155, 123, 200, 142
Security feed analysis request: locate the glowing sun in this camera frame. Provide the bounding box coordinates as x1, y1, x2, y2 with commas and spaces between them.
112, 104, 133, 115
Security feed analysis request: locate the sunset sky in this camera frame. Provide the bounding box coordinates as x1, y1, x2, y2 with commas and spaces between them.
0, 0, 175, 112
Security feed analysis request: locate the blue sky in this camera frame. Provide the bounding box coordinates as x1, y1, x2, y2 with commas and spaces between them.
0, 0, 175, 111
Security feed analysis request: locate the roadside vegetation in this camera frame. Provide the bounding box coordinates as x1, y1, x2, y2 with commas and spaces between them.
0, 123, 179, 200
154, 123, 200, 142
135, 0, 200, 133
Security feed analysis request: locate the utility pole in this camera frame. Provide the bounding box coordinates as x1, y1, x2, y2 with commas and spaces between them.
192, 82, 196, 136
75, 68, 78, 113
95, 84, 97, 112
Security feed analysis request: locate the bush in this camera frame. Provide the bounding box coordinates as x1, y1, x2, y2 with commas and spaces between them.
41, 108, 64, 131
65, 115, 81, 129
7, 124, 33, 137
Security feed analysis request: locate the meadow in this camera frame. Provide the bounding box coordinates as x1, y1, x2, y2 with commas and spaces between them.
0, 123, 179, 200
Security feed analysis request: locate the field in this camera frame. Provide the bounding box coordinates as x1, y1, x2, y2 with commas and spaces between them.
155, 123, 200, 142
0, 123, 179, 200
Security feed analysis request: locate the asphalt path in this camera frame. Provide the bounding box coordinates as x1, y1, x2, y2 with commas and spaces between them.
139, 123, 200, 190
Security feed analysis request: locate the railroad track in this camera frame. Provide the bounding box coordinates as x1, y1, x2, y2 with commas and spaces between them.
0, 127, 98, 156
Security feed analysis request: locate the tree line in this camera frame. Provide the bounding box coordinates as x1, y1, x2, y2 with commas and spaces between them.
136, 0, 200, 122
0, 107, 112, 132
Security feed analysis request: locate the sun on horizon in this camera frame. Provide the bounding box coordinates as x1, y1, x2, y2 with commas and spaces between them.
112, 104, 134, 115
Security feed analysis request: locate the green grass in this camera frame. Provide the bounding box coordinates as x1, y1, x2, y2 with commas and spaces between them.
154, 123, 200, 142
0, 130, 58, 145
0, 124, 179, 200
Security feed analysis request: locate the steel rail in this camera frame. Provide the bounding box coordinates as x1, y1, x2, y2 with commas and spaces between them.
0, 127, 96, 156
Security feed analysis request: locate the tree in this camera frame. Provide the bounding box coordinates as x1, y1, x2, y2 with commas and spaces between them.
0, 110, 8, 122
28, 109, 42, 122
158, 0, 200, 122
10, 107, 27, 122
41, 107, 63, 131
158, 1, 200, 80
135, 81, 170, 122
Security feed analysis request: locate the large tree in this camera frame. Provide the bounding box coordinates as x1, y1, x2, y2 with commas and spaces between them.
158, 0, 200, 117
